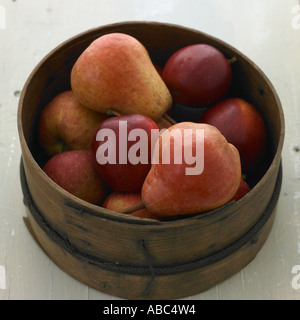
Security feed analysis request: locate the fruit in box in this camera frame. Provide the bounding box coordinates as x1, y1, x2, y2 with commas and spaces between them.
141, 122, 242, 217
43, 150, 107, 204
198, 97, 267, 171
70, 33, 172, 121
91, 113, 160, 192
102, 192, 159, 220
39, 33, 259, 214
38, 90, 107, 156
162, 44, 232, 106
18, 22, 284, 300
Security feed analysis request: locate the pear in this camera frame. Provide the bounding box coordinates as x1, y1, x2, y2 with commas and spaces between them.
141, 122, 242, 217
71, 33, 172, 121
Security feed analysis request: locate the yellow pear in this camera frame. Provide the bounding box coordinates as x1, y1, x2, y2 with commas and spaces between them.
71, 33, 172, 121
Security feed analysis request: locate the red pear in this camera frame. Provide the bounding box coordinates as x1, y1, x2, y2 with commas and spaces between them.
141, 122, 241, 217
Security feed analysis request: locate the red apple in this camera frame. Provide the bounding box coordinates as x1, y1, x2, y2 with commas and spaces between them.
162, 44, 232, 106
102, 192, 159, 220
43, 150, 107, 204
233, 178, 251, 201
198, 97, 267, 171
38, 90, 107, 156
92, 114, 160, 192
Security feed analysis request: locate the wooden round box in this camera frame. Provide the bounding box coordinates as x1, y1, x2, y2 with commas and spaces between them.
17, 21, 284, 299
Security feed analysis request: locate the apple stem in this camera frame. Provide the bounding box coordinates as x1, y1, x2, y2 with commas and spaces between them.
163, 113, 177, 125
121, 200, 146, 214
107, 109, 122, 117
227, 56, 238, 65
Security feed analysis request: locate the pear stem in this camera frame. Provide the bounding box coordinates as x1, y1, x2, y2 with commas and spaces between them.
227, 56, 238, 65
163, 113, 177, 125
107, 109, 122, 117
121, 200, 146, 214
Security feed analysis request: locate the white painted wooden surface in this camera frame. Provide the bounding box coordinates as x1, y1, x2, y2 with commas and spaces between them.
0, 0, 300, 300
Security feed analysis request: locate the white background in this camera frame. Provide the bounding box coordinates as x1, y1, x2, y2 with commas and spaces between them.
0, 0, 300, 299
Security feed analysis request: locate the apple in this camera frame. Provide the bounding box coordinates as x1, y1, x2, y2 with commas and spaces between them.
102, 192, 159, 220
141, 122, 241, 217
43, 150, 107, 204
198, 97, 267, 171
38, 90, 107, 156
233, 178, 251, 201
92, 114, 160, 192
162, 44, 232, 106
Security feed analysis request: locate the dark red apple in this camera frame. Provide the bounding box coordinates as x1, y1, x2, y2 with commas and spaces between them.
198, 97, 267, 171
162, 44, 232, 106
43, 150, 107, 204
92, 114, 160, 192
